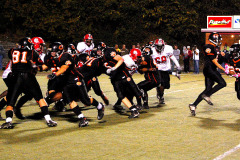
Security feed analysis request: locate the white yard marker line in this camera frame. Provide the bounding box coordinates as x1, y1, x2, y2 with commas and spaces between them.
213, 143, 240, 160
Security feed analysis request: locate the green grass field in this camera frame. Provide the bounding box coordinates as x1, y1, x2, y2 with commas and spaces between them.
0, 72, 240, 160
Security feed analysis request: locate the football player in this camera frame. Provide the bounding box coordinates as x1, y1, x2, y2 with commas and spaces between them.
0, 37, 57, 129
102, 47, 141, 118
189, 32, 229, 116
224, 43, 240, 99
41, 42, 104, 127
151, 38, 181, 105
136, 46, 161, 109
77, 34, 94, 55
112, 47, 143, 110
13, 37, 46, 119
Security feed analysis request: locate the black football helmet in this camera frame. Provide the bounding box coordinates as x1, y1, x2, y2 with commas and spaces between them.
49, 42, 64, 57
142, 46, 153, 56
67, 44, 77, 55
18, 37, 34, 50
230, 43, 240, 59
208, 32, 222, 46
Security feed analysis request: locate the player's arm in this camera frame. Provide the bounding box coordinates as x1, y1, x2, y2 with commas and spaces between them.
212, 59, 225, 71
113, 55, 124, 69
55, 65, 69, 76
170, 55, 181, 70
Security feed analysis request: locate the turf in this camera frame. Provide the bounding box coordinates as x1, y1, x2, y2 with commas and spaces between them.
0, 72, 240, 160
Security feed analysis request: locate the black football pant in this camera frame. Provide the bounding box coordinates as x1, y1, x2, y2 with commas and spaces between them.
193, 68, 226, 106
7, 73, 43, 107
235, 79, 240, 100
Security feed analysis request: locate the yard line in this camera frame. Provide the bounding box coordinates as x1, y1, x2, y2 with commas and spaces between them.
213, 143, 240, 160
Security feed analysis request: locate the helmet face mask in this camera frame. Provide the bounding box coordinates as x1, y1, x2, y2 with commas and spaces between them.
154, 38, 165, 53
209, 32, 222, 46
142, 46, 152, 56
49, 42, 64, 58
67, 44, 77, 56
230, 43, 240, 59
84, 34, 93, 46
19, 37, 34, 50
32, 37, 45, 53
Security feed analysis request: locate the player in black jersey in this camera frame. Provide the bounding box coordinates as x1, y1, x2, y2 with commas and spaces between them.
103, 48, 141, 118
136, 46, 161, 109
77, 49, 109, 105
0, 37, 57, 129
41, 42, 104, 127
189, 32, 229, 116
225, 43, 240, 99
78, 42, 109, 105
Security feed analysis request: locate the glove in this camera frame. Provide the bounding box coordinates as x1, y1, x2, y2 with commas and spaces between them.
106, 67, 116, 74
47, 73, 56, 80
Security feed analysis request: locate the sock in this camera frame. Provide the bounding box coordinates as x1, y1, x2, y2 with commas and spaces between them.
129, 105, 137, 111
6, 117, 12, 122
97, 102, 103, 110
44, 114, 51, 122
72, 105, 82, 116
40, 106, 49, 115
91, 98, 99, 106
6, 110, 13, 118
78, 113, 84, 119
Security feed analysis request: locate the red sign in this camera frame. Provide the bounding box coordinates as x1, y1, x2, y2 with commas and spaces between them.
207, 16, 232, 28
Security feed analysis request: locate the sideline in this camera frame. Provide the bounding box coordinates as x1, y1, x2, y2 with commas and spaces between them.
213, 143, 240, 160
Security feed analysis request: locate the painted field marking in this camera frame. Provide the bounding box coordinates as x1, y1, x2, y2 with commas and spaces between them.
213, 143, 240, 160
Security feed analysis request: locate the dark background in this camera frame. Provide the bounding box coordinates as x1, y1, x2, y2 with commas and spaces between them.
0, 0, 239, 48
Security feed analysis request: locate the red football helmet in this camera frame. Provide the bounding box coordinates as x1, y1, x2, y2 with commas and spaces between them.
83, 34, 93, 46
154, 38, 165, 53
31, 37, 45, 53
130, 48, 142, 61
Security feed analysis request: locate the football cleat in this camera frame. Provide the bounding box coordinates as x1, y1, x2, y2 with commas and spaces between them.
136, 104, 143, 110
46, 120, 57, 127
79, 117, 89, 127
143, 103, 149, 109
128, 109, 139, 119
202, 94, 213, 105
0, 122, 13, 129
159, 97, 165, 104
101, 94, 109, 105
14, 108, 26, 120
113, 105, 124, 111
97, 103, 105, 120
189, 104, 196, 116
53, 100, 67, 112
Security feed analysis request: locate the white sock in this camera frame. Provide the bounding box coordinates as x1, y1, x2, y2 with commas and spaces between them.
6, 117, 12, 122
78, 113, 84, 119
97, 103, 103, 110
44, 115, 51, 122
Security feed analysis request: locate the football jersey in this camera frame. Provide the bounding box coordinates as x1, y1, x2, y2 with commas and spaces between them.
8, 48, 39, 73
122, 54, 137, 72
151, 45, 173, 71
103, 48, 131, 80
138, 55, 160, 83
77, 42, 94, 55
78, 57, 105, 80
203, 44, 218, 69
2, 60, 12, 79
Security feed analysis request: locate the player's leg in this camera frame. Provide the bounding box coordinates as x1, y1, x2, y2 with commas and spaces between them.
26, 74, 57, 127
235, 79, 240, 100
112, 80, 139, 118
77, 81, 105, 120
14, 94, 33, 119
92, 77, 109, 105
189, 74, 214, 116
